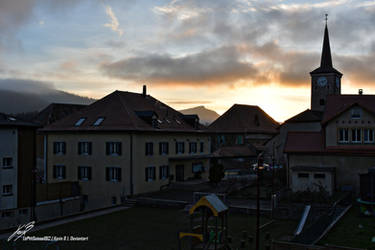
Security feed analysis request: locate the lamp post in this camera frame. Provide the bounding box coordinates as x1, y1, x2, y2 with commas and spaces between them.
255, 154, 264, 250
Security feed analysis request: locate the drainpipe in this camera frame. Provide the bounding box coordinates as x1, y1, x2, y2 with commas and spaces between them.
43, 135, 47, 183
130, 133, 134, 196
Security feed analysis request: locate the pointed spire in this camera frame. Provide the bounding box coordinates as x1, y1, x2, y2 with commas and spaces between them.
320, 14, 333, 69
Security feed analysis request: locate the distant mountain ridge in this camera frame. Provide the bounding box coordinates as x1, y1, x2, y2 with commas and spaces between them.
0, 89, 95, 114
179, 106, 220, 125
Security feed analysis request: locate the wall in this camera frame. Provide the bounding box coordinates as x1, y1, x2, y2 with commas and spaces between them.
132, 132, 211, 194
0, 128, 18, 210
17, 127, 35, 208
325, 107, 375, 147
47, 132, 131, 210
264, 121, 321, 165
289, 154, 375, 193
47, 131, 211, 209
290, 170, 334, 195
210, 132, 274, 152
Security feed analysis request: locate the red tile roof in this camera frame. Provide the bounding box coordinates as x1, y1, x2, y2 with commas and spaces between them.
40, 91, 205, 133
284, 109, 323, 123
284, 132, 324, 153
0, 112, 39, 127
208, 104, 278, 134
322, 94, 375, 124
35, 103, 87, 126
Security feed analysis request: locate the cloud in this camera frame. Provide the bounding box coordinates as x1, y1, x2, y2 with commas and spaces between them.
104, 5, 123, 36
0, 0, 84, 52
100, 46, 259, 86
166, 100, 212, 105
0, 78, 55, 94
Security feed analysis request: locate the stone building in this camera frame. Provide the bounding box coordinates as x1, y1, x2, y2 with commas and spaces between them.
40, 87, 211, 210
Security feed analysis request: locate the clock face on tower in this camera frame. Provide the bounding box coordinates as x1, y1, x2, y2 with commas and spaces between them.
317, 76, 327, 87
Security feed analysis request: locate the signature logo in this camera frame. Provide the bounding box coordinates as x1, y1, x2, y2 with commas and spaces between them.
7, 221, 35, 242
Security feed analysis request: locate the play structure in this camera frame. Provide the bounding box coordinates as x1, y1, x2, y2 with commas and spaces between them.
358, 168, 375, 216
178, 194, 229, 250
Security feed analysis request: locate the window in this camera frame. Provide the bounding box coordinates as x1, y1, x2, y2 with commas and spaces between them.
159, 142, 169, 155
364, 129, 374, 143
2, 157, 13, 168
93, 117, 105, 126
106, 167, 121, 182
236, 135, 244, 145
314, 173, 325, 179
145, 166, 156, 182
159, 165, 169, 180
176, 142, 185, 154
351, 128, 362, 143
319, 99, 325, 106
192, 163, 204, 173
53, 165, 66, 179
78, 166, 92, 181
189, 142, 197, 154
106, 142, 122, 156
351, 107, 361, 119
75, 118, 86, 126
298, 173, 309, 178
19, 209, 28, 215
1, 211, 14, 217
200, 142, 204, 153
78, 142, 92, 155
53, 142, 66, 155
338, 128, 349, 143
218, 135, 226, 144
2, 185, 12, 196
145, 142, 154, 156
112, 196, 117, 205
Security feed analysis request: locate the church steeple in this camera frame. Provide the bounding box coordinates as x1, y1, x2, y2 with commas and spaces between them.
320, 23, 333, 69
310, 14, 342, 112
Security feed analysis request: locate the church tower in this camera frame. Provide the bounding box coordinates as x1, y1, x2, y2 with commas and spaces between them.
310, 16, 342, 111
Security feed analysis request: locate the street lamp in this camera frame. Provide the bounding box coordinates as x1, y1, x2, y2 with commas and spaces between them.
254, 154, 264, 250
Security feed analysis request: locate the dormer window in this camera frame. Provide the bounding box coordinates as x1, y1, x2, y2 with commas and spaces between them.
351, 107, 361, 119
93, 117, 105, 126
75, 118, 86, 126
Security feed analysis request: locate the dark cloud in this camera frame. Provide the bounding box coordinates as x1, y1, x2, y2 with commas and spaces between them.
101, 46, 259, 86
0, 78, 55, 94
0, 78, 95, 113
0, 0, 85, 51
337, 53, 375, 87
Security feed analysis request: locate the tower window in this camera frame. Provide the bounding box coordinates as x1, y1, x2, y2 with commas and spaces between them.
319, 99, 325, 106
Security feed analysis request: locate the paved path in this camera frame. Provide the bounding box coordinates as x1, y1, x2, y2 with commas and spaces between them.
0, 206, 130, 241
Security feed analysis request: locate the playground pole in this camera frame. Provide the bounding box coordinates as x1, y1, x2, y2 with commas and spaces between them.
256, 155, 263, 250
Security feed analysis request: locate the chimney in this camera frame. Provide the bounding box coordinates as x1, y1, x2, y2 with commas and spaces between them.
359, 89, 363, 95
142, 85, 147, 97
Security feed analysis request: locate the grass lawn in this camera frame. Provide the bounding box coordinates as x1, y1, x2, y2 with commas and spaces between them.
319, 206, 375, 249
1, 206, 297, 250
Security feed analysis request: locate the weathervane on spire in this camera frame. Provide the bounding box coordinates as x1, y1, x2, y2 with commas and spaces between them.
325, 14, 328, 25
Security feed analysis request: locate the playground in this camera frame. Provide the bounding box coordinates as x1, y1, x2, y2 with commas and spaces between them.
0, 206, 297, 250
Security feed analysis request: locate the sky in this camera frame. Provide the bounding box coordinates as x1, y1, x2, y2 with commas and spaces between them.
1, 0, 375, 122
